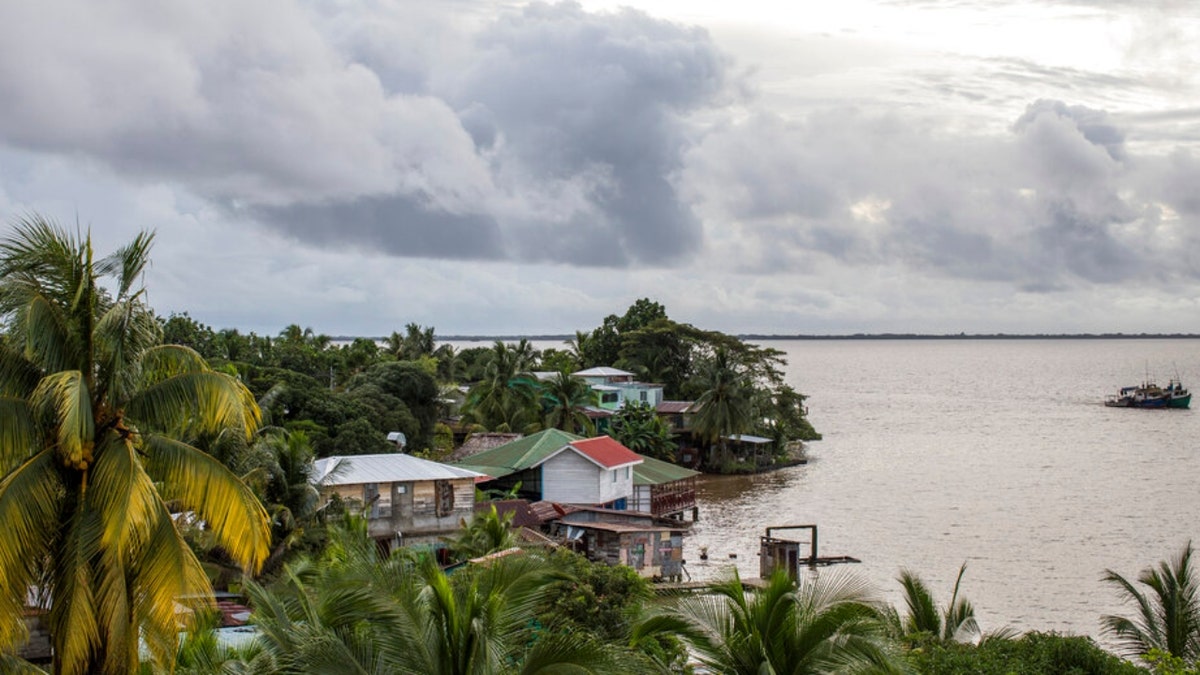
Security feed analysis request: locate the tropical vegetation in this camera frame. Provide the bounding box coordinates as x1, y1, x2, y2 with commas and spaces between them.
0, 218, 270, 674
1103, 542, 1200, 667
4, 215, 1199, 674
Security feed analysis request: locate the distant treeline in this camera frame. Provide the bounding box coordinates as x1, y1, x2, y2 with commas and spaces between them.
334, 333, 1200, 342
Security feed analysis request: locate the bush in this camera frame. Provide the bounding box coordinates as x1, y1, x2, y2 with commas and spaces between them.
907, 632, 1145, 675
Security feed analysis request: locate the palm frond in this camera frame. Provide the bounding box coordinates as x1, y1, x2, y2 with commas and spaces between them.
132, 502, 216, 672
92, 297, 160, 407
127, 370, 261, 440
0, 396, 38, 473
897, 569, 940, 637
142, 434, 270, 573
48, 506, 103, 675
96, 229, 153, 300
0, 450, 61, 652
21, 294, 79, 375
29, 370, 93, 467
0, 345, 41, 398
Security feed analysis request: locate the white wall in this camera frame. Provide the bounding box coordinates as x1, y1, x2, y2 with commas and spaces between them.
542, 450, 634, 505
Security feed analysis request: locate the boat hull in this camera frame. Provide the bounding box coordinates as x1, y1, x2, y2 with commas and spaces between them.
1167, 393, 1191, 409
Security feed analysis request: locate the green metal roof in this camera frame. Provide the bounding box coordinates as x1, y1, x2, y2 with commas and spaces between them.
633, 454, 700, 485
451, 428, 583, 479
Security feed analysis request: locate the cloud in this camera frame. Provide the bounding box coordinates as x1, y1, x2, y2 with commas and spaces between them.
0, 0, 729, 268
683, 98, 1200, 292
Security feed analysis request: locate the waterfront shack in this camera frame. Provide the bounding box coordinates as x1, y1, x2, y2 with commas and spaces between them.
551, 508, 687, 581
630, 454, 700, 520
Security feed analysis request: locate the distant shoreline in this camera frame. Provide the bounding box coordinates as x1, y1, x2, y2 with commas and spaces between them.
336, 333, 1200, 343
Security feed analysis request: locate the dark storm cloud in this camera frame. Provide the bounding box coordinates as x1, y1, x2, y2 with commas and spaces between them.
0, 0, 728, 268
250, 195, 504, 259
434, 1, 726, 266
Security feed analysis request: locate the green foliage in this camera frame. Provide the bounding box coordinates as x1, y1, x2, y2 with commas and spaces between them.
889, 563, 981, 644
1147, 649, 1200, 674
345, 360, 440, 450
462, 341, 541, 432
611, 401, 677, 461
0, 217, 269, 674
905, 631, 1145, 675
539, 371, 597, 435
449, 505, 517, 560
664, 569, 902, 674
1103, 542, 1200, 664
247, 522, 642, 674
540, 548, 688, 671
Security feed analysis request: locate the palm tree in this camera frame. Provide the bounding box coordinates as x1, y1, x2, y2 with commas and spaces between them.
1102, 542, 1200, 664
660, 569, 902, 674
889, 563, 980, 644
541, 372, 597, 435
691, 347, 755, 467
449, 504, 518, 560
257, 429, 321, 573
463, 341, 539, 431
250, 522, 637, 674
0, 217, 270, 674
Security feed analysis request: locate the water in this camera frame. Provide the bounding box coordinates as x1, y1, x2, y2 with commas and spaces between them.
684, 339, 1200, 640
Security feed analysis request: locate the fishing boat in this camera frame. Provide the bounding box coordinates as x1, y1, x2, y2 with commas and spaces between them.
1163, 378, 1192, 409
1105, 380, 1190, 409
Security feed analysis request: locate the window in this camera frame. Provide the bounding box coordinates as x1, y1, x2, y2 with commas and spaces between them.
640, 391, 648, 402
435, 480, 454, 516
602, 392, 619, 404
612, 469, 617, 482
625, 466, 630, 479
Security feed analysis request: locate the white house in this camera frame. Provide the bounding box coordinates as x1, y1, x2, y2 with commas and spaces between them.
538, 436, 643, 507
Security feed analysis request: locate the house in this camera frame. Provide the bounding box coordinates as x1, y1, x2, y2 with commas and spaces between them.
454, 429, 642, 509
549, 508, 687, 580
629, 454, 700, 520
313, 453, 485, 548
574, 366, 665, 411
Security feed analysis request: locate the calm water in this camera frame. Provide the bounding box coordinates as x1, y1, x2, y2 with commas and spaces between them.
684, 339, 1200, 640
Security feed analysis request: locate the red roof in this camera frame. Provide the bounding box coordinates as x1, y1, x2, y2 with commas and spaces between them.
568, 436, 643, 469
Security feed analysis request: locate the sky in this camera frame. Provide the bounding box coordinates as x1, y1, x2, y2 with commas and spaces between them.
2, 0, 1200, 337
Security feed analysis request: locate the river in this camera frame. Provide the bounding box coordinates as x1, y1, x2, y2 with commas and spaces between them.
684, 338, 1200, 640
453, 337, 1200, 639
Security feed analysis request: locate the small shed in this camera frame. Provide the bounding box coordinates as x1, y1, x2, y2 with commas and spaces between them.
552, 509, 687, 581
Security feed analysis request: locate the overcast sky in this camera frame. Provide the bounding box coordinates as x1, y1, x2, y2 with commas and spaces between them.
2, 0, 1199, 337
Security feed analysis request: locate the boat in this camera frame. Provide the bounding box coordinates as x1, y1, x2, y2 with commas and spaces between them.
1105, 380, 1189, 409
1163, 378, 1192, 409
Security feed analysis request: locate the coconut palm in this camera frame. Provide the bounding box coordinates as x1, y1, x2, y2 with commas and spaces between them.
0, 217, 270, 674
1102, 542, 1200, 664
889, 563, 980, 643
540, 371, 597, 435
661, 569, 902, 674
691, 346, 755, 467
462, 341, 539, 431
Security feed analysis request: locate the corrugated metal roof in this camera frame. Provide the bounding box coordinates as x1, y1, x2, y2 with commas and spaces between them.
574, 367, 634, 377
724, 434, 773, 444
314, 453, 484, 486
656, 400, 696, 414
633, 455, 701, 485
